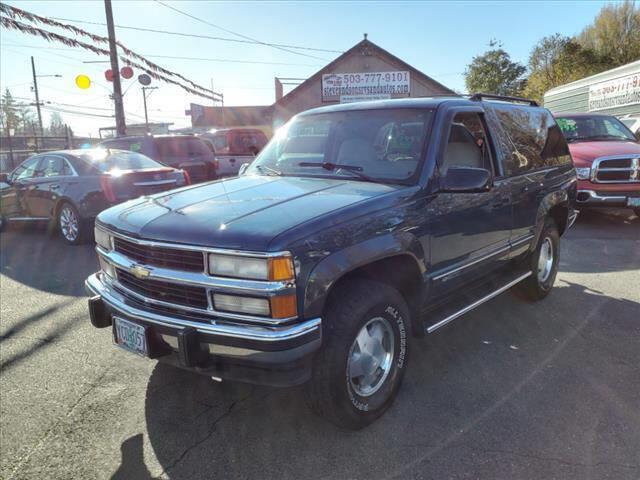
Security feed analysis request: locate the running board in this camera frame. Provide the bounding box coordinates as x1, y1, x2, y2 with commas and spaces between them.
425, 271, 531, 334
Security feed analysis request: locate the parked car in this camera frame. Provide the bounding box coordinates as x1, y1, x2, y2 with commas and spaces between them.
86, 95, 577, 428
99, 134, 217, 183
0, 148, 190, 244
619, 114, 640, 138
199, 128, 268, 177
555, 113, 640, 216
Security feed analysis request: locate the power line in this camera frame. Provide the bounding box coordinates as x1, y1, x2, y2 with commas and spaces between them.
152, 0, 329, 62
50, 16, 343, 55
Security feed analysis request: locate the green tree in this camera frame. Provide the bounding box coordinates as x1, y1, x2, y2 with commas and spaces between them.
524, 34, 605, 102
578, 0, 640, 67
0, 88, 19, 133
464, 40, 527, 96
48, 112, 66, 136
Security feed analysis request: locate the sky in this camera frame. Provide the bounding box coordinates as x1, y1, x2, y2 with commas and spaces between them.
0, 0, 609, 137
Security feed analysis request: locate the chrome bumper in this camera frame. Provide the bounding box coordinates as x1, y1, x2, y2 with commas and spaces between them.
85, 272, 321, 343
576, 190, 635, 206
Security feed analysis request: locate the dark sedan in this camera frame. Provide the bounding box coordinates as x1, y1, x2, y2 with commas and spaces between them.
0, 148, 190, 245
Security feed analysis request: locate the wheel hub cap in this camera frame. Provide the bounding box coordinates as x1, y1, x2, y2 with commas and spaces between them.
347, 317, 395, 397
537, 237, 554, 283
60, 207, 78, 241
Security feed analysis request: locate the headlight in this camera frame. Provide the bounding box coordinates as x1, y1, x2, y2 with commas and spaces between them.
213, 293, 297, 318
99, 256, 116, 279
94, 226, 112, 251
575, 167, 591, 180
208, 254, 294, 281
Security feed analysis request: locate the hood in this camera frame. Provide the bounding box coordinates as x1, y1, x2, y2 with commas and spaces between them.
97, 175, 400, 251
568, 140, 640, 166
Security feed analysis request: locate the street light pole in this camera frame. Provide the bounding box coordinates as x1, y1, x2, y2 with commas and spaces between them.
104, 0, 126, 136
141, 87, 157, 133
30, 56, 43, 136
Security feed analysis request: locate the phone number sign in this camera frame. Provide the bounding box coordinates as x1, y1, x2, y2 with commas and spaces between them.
322, 71, 410, 101
588, 72, 640, 111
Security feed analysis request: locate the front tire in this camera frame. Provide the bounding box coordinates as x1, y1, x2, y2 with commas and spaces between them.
515, 218, 560, 301
304, 279, 411, 429
58, 202, 84, 245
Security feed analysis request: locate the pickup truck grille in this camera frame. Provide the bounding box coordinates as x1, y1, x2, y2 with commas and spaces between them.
116, 268, 208, 309
593, 157, 640, 183
113, 237, 205, 272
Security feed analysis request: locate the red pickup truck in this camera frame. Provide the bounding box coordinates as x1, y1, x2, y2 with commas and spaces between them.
555, 113, 640, 216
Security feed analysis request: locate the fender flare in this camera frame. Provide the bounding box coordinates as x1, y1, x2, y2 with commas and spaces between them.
531, 189, 569, 251
302, 231, 427, 320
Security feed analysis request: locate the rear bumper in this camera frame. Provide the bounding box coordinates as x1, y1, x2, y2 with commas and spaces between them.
85, 272, 321, 386
576, 189, 640, 207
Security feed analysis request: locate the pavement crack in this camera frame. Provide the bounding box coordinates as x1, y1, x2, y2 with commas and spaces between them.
6, 365, 114, 480
155, 391, 259, 478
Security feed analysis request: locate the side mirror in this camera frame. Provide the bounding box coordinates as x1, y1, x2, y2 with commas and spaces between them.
441, 166, 492, 193
238, 163, 250, 176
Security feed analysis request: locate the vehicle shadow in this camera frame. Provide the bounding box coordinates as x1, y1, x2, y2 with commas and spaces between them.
560, 208, 639, 274
143, 281, 640, 479
0, 223, 97, 296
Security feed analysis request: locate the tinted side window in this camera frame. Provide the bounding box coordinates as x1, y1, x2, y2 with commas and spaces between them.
491, 106, 570, 175
41, 156, 65, 177
441, 112, 492, 174
13, 157, 42, 180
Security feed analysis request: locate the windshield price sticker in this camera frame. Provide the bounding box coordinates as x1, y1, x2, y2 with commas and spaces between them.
322, 71, 410, 101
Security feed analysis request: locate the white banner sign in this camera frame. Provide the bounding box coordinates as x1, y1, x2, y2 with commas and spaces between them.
322, 71, 410, 101
588, 71, 640, 111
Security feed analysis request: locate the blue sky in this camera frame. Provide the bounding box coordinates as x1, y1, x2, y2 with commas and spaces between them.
1, 0, 607, 136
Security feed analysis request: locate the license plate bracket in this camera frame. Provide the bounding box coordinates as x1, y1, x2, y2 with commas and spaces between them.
113, 317, 148, 357
627, 197, 640, 207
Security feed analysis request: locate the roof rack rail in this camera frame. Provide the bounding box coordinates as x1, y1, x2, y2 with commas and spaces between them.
469, 93, 539, 107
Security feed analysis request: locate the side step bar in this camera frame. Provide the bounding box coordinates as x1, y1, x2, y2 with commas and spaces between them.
425, 272, 532, 334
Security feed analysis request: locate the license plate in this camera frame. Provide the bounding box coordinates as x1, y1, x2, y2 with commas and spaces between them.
627, 197, 640, 207
113, 317, 148, 357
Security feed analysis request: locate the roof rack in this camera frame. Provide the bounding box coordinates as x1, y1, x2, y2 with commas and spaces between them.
469, 93, 539, 107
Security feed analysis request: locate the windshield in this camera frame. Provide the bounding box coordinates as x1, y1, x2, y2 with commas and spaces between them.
79, 149, 162, 173
247, 109, 433, 183
556, 115, 637, 142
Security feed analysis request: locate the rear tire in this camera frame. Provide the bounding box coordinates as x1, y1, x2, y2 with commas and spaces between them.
514, 218, 560, 301
57, 202, 85, 245
304, 279, 411, 429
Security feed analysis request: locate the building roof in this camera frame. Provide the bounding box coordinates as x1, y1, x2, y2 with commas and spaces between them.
276, 38, 455, 107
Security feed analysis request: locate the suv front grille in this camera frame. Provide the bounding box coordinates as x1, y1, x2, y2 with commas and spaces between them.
116, 268, 208, 309
113, 237, 205, 272
593, 157, 640, 183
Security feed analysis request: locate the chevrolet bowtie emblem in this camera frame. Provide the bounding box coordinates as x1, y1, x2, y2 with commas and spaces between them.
130, 265, 151, 279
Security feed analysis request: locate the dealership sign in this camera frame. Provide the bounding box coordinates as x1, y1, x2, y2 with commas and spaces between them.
588, 71, 640, 111
322, 71, 410, 101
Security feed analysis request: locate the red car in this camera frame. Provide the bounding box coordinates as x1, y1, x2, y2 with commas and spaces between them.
555, 113, 640, 216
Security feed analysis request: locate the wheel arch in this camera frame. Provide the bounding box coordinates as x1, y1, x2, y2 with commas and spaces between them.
303, 233, 427, 338
531, 189, 570, 252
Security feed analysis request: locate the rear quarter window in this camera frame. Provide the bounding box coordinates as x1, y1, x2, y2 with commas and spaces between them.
485, 105, 571, 176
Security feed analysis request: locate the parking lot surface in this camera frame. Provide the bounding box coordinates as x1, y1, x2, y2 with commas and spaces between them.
1, 209, 639, 480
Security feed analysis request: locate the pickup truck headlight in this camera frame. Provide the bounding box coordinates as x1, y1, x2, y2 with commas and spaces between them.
208, 254, 294, 281
94, 227, 112, 251
575, 167, 591, 180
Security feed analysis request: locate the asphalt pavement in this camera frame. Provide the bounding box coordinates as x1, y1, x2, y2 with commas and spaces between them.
1, 209, 639, 480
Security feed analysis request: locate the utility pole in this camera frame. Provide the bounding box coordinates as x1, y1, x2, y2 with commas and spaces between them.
141, 86, 157, 133
104, 0, 126, 136
30, 56, 44, 136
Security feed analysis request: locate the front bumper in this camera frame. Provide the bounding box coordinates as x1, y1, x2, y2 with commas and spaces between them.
85, 272, 321, 386
576, 189, 640, 208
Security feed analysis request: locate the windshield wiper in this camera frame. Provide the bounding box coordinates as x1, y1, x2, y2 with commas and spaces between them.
255, 165, 283, 176
298, 162, 381, 183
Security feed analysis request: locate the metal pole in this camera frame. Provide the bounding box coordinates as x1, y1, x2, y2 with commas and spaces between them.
30, 56, 44, 137
6, 122, 15, 170
104, 0, 126, 136
142, 87, 149, 133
